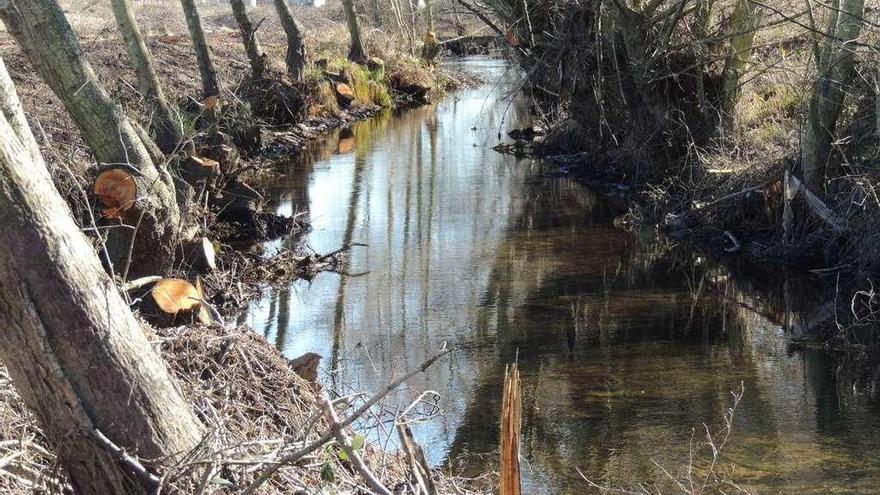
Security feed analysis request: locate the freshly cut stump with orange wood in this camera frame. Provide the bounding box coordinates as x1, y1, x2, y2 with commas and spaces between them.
142, 278, 203, 326
93, 168, 137, 220
335, 82, 355, 106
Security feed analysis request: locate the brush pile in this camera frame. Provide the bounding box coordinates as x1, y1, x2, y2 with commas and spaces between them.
0, 324, 493, 493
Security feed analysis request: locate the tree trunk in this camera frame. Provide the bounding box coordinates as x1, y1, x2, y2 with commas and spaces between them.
180, 0, 221, 99
611, 3, 667, 124
111, 0, 183, 153
371, 0, 382, 26
420, 0, 439, 62
342, 0, 366, 62
719, 0, 760, 128
692, 0, 715, 126
0, 0, 183, 278
0, 54, 203, 494
272, 0, 307, 81
230, 0, 267, 78
802, 0, 865, 191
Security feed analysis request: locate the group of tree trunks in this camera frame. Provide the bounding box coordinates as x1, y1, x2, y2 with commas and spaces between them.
0, 0, 374, 490
0, 55, 203, 493
0, 0, 408, 484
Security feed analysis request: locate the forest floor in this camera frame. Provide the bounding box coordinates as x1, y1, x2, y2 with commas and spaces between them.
0, 3, 490, 493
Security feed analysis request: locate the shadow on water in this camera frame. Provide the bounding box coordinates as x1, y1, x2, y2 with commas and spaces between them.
244, 57, 880, 494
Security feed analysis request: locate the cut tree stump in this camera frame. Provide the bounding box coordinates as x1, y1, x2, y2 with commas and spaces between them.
183, 155, 220, 181
184, 236, 216, 273
93, 168, 137, 220
366, 57, 385, 72
140, 278, 204, 326
335, 82, 355, 106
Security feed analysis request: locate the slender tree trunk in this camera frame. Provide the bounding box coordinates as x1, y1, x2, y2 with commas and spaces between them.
230, 0, 267, 77
371, 0, 382, 26
420, 0, 439, 62
692, 0, 715, 124
719, 0, 760, 128
180, 0, 221, 99
802, 0, 865, 191
0, 0, 182, 278
111, 0, 183, 153
272, 0, 306, 81
342, 0, 367, 62
0, 55, 203, 494
611, 4, 667, 124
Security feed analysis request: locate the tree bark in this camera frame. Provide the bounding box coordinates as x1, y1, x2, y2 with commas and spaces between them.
0, 54, 203, 494
111, 0, 183, 153
719, 0, 761, 128
802, 0, 865, 191
272, 0, 307, 81
230, 0, 268, 78
342, 0, 366, 62
180, 0, 221, 99
420, 0, 439, 62
0, 0, 183, 278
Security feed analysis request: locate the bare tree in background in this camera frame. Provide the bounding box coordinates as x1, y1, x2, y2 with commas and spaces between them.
802, 0, 866, 192
230, 0, 268, 78
0, 0, 183, 278
719, 0, 761, 128
342, 0, 367, 61
180, 0, 222, 102
0, 54, 203, 494
111, 0, 183, 153
272, 0, 307, 81
421, 0, 440, 62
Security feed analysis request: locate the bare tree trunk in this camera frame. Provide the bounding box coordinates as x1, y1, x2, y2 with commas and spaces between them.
272, 0, 307, 81
111, 0, 183, 153
420, 0, 439, 62
230, 0, 267, 77
610, 3, 667, 124
692, 0, 715, 126
0, 0, 183, 278
371, 0, 382, 26
719, 0, 760, 127
802, 0, 865, 191
0, 54, 203, 494
180, 0, 221, 99
342, 0, 367, 62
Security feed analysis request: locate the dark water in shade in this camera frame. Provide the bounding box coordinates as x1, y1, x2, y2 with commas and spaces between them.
244, 58, 880, 494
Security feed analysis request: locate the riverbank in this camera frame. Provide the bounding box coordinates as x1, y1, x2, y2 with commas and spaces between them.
489, 0, 880, 346
0, 4, 489, 492
236, 56, 880, 494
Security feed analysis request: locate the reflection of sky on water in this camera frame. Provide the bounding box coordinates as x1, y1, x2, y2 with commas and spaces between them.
243, 58, 880, 494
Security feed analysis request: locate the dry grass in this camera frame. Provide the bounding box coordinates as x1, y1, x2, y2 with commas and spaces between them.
0, 324, 494, 494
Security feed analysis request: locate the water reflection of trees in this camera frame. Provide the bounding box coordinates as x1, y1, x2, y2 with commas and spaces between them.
445, 166, 880, 493
249, 63, 880, 493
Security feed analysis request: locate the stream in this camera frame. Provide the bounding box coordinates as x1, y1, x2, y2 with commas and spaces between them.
244, 57, 880, 494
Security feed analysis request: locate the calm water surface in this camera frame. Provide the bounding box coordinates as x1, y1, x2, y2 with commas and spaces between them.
245, 58, 880, 494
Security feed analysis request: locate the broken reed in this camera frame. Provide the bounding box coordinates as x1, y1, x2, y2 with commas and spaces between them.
499, 362, 522, 495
